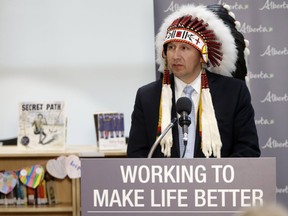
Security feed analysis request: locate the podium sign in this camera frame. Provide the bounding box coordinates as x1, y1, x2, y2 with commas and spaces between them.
81, 158, 276, 216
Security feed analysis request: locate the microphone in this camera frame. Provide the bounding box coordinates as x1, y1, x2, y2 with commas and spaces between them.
147, 117, 177, 158
176, 97, 192, 157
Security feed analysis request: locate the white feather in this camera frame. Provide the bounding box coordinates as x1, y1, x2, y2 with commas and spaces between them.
160, 84, 173, 157
223, 4, 231, 11
244, 48, 250, 56
244, 39, 250, 47
201, 89, 212, 157
201, 89, 222, 158
228, 11, 235, 19
235, 21, 241, 31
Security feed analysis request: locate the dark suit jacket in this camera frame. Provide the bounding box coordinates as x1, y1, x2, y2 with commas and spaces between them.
127, 71, 260, 158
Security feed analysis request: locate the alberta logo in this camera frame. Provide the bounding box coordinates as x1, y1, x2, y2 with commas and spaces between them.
255, 117, 274, 125
218, 0, 248, 10
260, 0, 288, 10
262, 137, 288, 149
261, 91, 288, 103
249, 71, 274, 79
276, 185, 288, 194
261, 45, 288, 56
240, 22, 273, 34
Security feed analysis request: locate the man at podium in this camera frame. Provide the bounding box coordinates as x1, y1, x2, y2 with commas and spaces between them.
127, 4, 260, 158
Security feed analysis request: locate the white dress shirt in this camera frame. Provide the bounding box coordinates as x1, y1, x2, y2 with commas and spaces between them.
174, 72, 201, 158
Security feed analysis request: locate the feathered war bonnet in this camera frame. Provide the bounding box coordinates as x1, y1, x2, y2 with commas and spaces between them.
155, 4, 248, 158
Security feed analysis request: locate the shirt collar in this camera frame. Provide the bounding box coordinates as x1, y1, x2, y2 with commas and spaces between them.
174, 72, 201, 95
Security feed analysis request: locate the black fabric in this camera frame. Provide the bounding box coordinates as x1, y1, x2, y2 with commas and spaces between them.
127, 71, 260, 158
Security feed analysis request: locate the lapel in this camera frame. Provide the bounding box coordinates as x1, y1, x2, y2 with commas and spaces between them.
206, 71, 217, 89
170, 75, 181, 157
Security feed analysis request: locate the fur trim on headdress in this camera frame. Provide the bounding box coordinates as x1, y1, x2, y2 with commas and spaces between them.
156, 4, 237, 77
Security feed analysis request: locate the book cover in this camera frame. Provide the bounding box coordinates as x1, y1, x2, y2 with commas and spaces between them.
46, 180, 56, 205
17, 102, 66, 150
26, 187, 36, 205
0, 192, 4, 205
94, 112, 126, 150
4, 191, 16, 205
16, 175, 27, 205
37, 179, 48, 205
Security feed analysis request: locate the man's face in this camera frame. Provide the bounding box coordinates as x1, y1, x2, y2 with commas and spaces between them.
166, 41, 202, 83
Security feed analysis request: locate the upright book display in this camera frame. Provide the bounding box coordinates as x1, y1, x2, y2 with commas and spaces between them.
94, 112, 126, 150
17, 101, 66, 150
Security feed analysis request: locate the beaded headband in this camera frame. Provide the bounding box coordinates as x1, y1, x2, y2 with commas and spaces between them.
163, 15, 221, 66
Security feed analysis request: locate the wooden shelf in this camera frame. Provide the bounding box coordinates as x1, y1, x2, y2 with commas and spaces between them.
0, 145, 126, 216
0, 203, 73, 212
0, 145, 127, 158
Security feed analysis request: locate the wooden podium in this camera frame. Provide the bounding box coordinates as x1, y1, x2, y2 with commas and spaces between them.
80, 158, 276, 216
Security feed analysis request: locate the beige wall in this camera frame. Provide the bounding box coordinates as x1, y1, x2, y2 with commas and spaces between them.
0, 0, 155, 145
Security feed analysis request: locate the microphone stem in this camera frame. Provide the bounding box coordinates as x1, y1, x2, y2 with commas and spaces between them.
147, 118, 177, 158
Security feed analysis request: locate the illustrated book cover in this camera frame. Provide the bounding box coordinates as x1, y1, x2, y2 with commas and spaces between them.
17, 101, 66, 150
94, 112, 126, 150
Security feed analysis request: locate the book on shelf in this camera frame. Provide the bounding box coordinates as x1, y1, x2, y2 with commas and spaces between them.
0, 170, 59, 206
37, 179, 48, 205
94, 112, 126, 150
27, 187, 36, 205
3, 191, 16, 205
0, 192, 4, 205
17, 101, 66, 150
46, 180, 56, 205
16, 171, 28, 205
